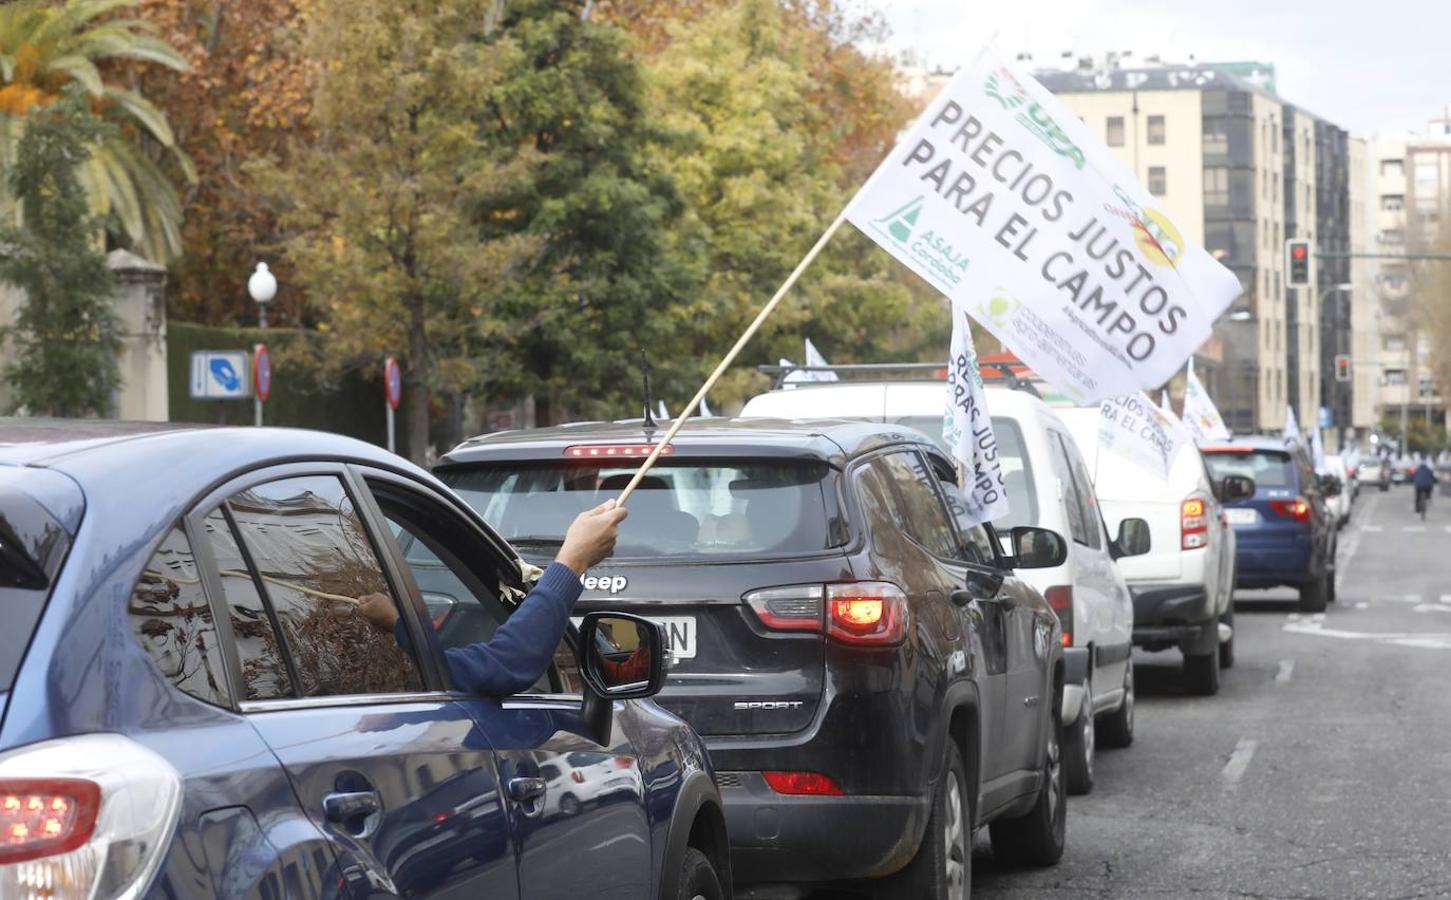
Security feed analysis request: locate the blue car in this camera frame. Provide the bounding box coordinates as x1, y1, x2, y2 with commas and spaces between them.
1202, 436, 1339, 612
0, 420, 729, 899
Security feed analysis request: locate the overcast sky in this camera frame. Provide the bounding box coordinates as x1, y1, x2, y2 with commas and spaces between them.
869, 0, 1451, 137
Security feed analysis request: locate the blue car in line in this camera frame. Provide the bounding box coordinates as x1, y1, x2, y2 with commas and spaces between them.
0, 420, 729, 899
1201, 435, 1339, 613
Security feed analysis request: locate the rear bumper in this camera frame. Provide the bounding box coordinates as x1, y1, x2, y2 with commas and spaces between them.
719, 775, 930, 884
1128, 583, 1216, 654
1234, 532, 1312, 587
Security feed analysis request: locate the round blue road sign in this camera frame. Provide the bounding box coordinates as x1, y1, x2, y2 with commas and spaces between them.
254, 344, 271, 402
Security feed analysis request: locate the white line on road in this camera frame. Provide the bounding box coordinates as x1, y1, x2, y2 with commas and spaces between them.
1312, 613, 1326, 623
1361, 525, 1384, 533
1405, 526, 1427, 533
1442, 595, 1451, 605
1275, 660, 1295, 683
1222, 738, 1259, 787
1287, 612, 1302, 623
1355, 601, 1369, 609
1405, 594, 1421, 604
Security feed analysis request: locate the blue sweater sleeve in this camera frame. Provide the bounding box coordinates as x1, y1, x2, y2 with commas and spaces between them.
395, 562, 583, 697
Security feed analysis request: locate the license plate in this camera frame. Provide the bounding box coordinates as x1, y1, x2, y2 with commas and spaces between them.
1225, 508, 1258, 525
571, 615, 697, 660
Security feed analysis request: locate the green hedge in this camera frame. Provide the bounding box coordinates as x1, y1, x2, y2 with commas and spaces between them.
167, 322, 409, 456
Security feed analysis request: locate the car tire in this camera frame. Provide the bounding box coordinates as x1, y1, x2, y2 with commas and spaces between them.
676, 847, 725, 900
1097, 661, 1134, 749
559, 794, 580, 817
1219, 605, 1235, 669
1184, 650, 1220, 696
1063, 680, 1094, 796
1326, 547, 1338, 605
1299, 571, 1328, 613
989, 692, 1065, 868
874, 743, 971, 899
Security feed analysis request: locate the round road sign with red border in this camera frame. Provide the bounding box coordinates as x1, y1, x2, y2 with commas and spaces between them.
253, 343, 271, 402
385, 357, 402, 410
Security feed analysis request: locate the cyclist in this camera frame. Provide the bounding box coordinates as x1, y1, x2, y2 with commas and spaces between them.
1413, 461, 1436, 516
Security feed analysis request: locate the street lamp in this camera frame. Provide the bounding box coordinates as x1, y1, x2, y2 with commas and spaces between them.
248, 262, 277, 329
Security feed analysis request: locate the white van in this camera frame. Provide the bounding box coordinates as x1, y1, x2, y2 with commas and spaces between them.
1054, 406, 1240, 696
742, 380, 1148, 795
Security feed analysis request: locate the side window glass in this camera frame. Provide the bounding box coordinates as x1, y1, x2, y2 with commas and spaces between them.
129, 526, 231, 706
377, 491, 582, 695
878, 452, 959, 558
1060, 436, 1103, 551
201, 509, 291, 701
929, 456, 999, 566
1047, 434, 1090, 545
226, 475, 423, 698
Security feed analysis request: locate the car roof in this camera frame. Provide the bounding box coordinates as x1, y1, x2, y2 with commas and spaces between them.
738, 381, 1052, 421
1199, 435, 1297, 454
440, 417, 941, 467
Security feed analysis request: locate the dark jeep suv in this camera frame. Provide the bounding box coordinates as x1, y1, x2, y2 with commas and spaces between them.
438, 418, 1071, 897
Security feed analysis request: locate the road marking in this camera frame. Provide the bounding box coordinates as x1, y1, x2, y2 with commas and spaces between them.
1441, 595, 1451, 604
1284, 619, 1451, 650
1274, 660, 1295, 683
1444, 526, 1451, 534
1361, 525, 1384, 533
1287, 612, 1302, 623
1405, 594, 1421, 604
1311, 613, 1326, 623
1413, 604, 1451, 614
1405, 526, 1427, 533
1221, 738, 1259, 787
1354, 601, 1369, 609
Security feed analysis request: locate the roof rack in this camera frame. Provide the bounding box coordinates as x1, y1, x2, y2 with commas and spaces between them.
757, 362, 945, 389
976, 361, 1043, 399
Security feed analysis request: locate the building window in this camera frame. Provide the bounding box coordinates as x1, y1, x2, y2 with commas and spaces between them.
1148, 166, 1166, 196
1270, 115, 1278, 154
1379, 228, 1404, 244
1415, 160, 1439, 199
1383, 334, 1408, 351
1381, 194, 1404, 211
1147, 115, 1165, 145
1273, 271, 1280, 299
1381, 159, 1404, 178
1203, 120, 1228, 155
1204, 167, 1229, 206
1384, 369, 1408, 386
1106, 116, 1125, 147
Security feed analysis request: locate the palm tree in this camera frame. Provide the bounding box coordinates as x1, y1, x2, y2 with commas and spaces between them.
0, 0, 193, 262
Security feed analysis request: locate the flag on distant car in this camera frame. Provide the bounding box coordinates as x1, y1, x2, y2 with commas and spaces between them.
1181, 360, 1230, 443
1097, 391, 1186, 479
844, 44, 1240, 404
1284, 404, 1302, 443
1310, 426, 1327, 471
943, 303, 1010, 525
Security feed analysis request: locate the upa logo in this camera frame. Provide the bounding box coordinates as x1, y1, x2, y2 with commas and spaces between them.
977, 287, 1021, 329
984, 67, 1086, 170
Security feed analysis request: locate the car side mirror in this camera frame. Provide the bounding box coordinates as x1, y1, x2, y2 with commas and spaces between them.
579, 612, 666, 700
1111, 517, 1152, 559
1319, 474, 1342, 497
1009, 526, 1068, 569
1216, 474, 1256, 502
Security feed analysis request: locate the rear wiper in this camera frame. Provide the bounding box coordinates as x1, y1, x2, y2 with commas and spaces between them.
508, 535, 565, 547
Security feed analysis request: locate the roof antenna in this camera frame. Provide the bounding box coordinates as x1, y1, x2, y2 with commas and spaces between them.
640, 348, 657, 430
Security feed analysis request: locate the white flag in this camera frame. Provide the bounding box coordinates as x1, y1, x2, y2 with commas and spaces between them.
804, 338, 839, 381
1097, 392, 1186, 479
1182, 360, 1230, 442
942, 303, 1010, 525
657, 400, 671, 420
1310, 427, 1327, 471
1159, 390, 1173, 416
699, 397, 714, 417
844, 45, 1241, 404
1284, 405, 1301, 444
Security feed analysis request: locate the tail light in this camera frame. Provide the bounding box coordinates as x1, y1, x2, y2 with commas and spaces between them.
744, 582, 907, 646
1269, 497, 1311, 522
1181, 496, 1209, 549
0, 734, 181, 900
762, 771, 843, 796
1044, 585, 1073, 647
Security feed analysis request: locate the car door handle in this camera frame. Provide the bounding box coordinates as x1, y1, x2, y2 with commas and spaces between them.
506, 777, 548, 803
323, 791, 381, 835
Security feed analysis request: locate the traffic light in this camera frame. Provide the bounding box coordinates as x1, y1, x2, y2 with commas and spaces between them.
1334, 354, 1351, 382
1286, 239, 1311, 287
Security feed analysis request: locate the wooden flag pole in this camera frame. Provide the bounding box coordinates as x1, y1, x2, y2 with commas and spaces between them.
617, 209, 849, 505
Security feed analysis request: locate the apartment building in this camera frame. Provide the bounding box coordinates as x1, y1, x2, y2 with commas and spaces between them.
1038, 62, 1351, 438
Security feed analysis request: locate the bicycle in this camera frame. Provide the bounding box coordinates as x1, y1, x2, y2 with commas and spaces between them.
1415, 486, 1431, 520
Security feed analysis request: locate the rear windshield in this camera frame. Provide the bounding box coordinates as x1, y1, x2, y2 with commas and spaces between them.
442, 460, 834, 559
1203, 449, 1294, 488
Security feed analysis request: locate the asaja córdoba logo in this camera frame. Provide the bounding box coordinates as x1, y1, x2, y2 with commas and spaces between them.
871, 195, 969, 287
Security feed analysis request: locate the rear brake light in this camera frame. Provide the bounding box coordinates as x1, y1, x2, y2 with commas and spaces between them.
1269, 497, 1311, 522
0, 779, 99, 865
826, 582, 907, 645
762, 771, 843, 796
1045, 585, 1073, 647
564, 444, 675, 459
1182, 496, 1209, 549
0, 734, 182, 899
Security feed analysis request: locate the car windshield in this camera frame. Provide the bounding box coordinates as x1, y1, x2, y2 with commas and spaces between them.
1203, 449, 1295, 488
442, 459, 833, 559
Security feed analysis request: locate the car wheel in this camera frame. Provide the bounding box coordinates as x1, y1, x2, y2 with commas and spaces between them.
874, 743, 971, 899
1184, 650, 1220, 696
1299, 571, 1328, 613
1097, 661, 1134, 749
1326, 549, 1338, 605
676, 847, 724, 900
559, 794, 580, 817
1063, 679, 1094, 796
1219, 605, 1235, 669
989, 691, 1066, 867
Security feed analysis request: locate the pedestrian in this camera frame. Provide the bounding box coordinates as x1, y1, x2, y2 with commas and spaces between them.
356, 499, 628, 694
1412, 460, 1436, 514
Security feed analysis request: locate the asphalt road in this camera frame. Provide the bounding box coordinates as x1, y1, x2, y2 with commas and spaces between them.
973, 484, 1451, 899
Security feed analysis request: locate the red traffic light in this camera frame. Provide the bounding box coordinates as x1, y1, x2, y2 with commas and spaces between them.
1291, 245, 1307, 261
